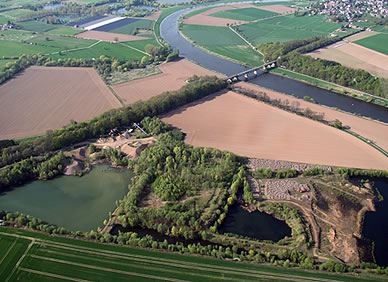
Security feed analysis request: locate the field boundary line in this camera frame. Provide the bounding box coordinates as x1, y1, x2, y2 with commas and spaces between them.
228, 26, 263, 56
44, 40, 102, 56
6, 239, 34, 282
119, 42, 150, 56
30, 255, 187, 282
0, 238, 17, 265
41, 241, 339, 282
38, 249, 242, 282
19, 267, 91, 282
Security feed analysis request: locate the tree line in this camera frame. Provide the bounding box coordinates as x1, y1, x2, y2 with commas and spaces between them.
257, 35, 385, 97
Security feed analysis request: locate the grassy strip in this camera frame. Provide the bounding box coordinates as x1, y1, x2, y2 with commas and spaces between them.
0, 228, 383, 281
0, 237, 30, 281
271, 68, 388, 108
107, 86, 124, 106
344, 130, 388, 158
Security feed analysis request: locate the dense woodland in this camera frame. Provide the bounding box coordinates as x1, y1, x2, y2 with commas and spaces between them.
258, 36, 386, 97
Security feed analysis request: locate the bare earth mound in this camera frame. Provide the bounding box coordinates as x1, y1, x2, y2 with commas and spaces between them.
111, 59, 224, 105
162, 90, 388, 170
184, 6, 248, 26
255, 4, 296, 14
75, 30, 147, 42
308, 41, 388, 78
237, 82, 388, 153
0, 66, 121, 139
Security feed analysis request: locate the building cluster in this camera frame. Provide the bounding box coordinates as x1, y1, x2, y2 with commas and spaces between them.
0, 21, 14, 31
311, 0, 388, 23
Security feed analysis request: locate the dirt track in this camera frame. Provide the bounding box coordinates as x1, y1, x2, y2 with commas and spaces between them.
112, 59, 224, 105
0, 66, 121, 139
75, 30, 148, 42
162, 90, 388, 170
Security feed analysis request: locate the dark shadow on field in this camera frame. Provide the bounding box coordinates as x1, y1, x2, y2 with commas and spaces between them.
159, 88, 229, 119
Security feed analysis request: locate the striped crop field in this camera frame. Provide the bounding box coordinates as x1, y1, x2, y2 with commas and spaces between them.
0, 227, 381, 282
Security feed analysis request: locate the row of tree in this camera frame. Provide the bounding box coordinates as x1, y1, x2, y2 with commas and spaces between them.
1, 75, 226, 168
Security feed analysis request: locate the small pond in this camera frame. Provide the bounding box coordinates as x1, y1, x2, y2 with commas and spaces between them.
219, 205, 291, 242
0, 165, 131, 232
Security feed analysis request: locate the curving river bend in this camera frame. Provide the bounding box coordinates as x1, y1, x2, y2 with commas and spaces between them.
160, 3, 388, 123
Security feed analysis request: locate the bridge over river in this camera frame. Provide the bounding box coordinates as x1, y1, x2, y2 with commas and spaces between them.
226, 61, 277, 83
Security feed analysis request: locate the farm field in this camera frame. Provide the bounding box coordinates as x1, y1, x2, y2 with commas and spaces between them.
0, 228, 379, 282
44, 26, 81, 36
234, 82, 388, 153
162, 90, 388, 170
308, 41, 388, 79
210, 7, 278, 22
92, 18, 140, 32
75, 30, 147, 42
181, 24, 263, 66
111, 59, 224, 105
110, 19, 154, 35
372, 25, 388, 33
17, 20, 56, 32
49, 41, 146, 60
344, 31, 379, 42
252, 4, 296, 14
121, 38, 159, 50
239, 14, 340, 44
183, 5, 248, 26
0, 66, 121, 140
354, 33, 388, 55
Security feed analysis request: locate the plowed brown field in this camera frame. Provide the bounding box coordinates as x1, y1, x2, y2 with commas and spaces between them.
183, 6, 248, 26
308, 41, 388, 78
75, 30, 147, 42
0, 66, 121, 139
256, 4, 296, 14
111, 59, 224, 105
162, 90, 388, 170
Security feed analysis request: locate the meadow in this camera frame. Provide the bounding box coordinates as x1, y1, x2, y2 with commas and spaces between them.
210, 7, 278, 21
239, 14, 340, 44
181, 24, 262, 66
355, 33, 388, 55
0, 227, 378, 282
110, 19, 154, 35
17, 20, 56, 32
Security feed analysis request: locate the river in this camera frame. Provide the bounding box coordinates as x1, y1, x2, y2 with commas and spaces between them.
0, 165, 131, 232
160, 3, 388, 123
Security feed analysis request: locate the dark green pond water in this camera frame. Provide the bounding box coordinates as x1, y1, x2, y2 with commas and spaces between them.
219, 205, 291, 242
0, 165, 131, 232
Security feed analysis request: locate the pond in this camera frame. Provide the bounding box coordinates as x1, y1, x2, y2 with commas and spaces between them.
219, 205, 291, 242
0, 165, 131, 232
355, 177, 388, 266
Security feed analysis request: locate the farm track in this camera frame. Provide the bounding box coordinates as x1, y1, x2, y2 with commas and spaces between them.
44, 40, 102, 56
18, 267, 91, 282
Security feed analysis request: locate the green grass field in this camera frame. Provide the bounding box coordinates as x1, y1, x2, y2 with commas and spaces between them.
122, 38, 159, 51
49, 41, 146, 60
0, 14, 13, 24
0, 40, 58, 57
210, 7, 278, 22
182, 24, 246, 46
111, 19, 154, 35
1, 227, 382, 282
182, 24, 262, 66
355, 33, 388, 55
18, 20, 56, 32
29, 34, 95, 50
0, 59, 16, 69
238, 14, 340, 44
1, 9, 35, 19
44, 26, 82, 36
372, 25, 388, 33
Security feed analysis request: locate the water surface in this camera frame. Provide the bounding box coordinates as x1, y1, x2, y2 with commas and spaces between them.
0, 165, 131, 232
